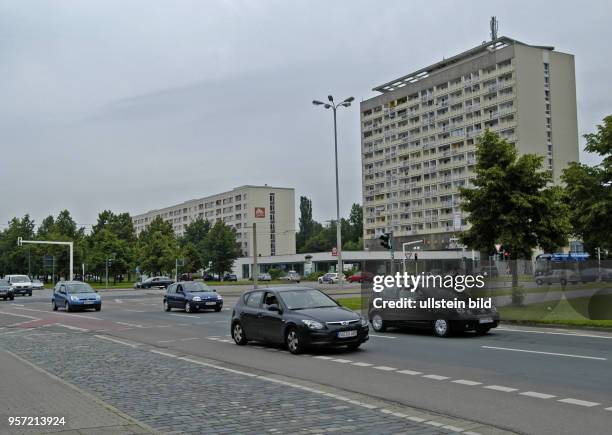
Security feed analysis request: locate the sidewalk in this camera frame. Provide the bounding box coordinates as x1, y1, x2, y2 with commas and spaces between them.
0, 350, 156, 434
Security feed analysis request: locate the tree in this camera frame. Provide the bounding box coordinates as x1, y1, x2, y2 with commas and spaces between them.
0, 215, 36, 276
136, 217, 179, 276
297, 196, 315, 250
562, 115, 612, 255
203, 221, 240, 278
460, 130, 570, 301
349, 203, 363, 243
180, 218, 211, 270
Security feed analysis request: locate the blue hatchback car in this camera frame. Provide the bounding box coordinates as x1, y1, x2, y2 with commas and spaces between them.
163, 281, 223, 313
52, 281, 101, 312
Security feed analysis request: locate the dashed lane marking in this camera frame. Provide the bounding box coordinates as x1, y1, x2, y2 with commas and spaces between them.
351, 362, 373, 367
373, 366, 397, 371
484, 385, 518, 393
558, 398, 600, 407
422, 374, 449, 381
397, 369, 422, 376
452, 379, 482, 386
94, 335, 140, 348
331, 359, 353, 363
520, 391, 556, 399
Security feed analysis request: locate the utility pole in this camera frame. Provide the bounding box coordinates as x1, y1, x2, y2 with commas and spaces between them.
596, 247, 602, 281
252, 223, 258, 289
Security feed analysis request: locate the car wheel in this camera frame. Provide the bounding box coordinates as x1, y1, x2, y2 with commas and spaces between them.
163, 300, 171, 312
214, 307, 222, 312
185, 302, 193, 313
433, 319, 451, 337
65, 302, 71, 312
370, 313, 386, 332
28, 292, 32, 296
95, 306, 101, 312
536, 279, 543, 285
476, 327, 490, 335
232, 322, 247, 345
52, 300, 58, 311
347, 343, 361, 350
9, 294, 14, 301
286, 327, 303, 354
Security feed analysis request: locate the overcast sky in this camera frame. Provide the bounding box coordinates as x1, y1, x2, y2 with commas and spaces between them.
1, 0, 610, 231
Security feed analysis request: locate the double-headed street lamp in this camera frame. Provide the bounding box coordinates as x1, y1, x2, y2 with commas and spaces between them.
313, 95, 354, 284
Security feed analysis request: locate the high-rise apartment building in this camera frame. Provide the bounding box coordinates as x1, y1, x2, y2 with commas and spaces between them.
360, 36, 578, 250
132, 185, 296, 257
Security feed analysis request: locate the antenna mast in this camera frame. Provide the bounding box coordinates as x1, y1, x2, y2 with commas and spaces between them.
490, 16, 498, 40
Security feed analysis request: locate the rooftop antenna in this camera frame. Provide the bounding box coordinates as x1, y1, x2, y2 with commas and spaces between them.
490, 16, 498, 40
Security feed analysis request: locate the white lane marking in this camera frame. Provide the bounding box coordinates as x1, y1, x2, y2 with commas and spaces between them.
94, 335, 139, 348
464, 432, 483, 435
180, 337, 200, 341
482, 345, 607, 361
605, 407, 612, 411
150, 350, 177, 358
397, 369, 422, 376
56, 324, 89, 332
443, 425, 466, 432
497, 327, 612, 339
214, 320, 227, 323
558, 398, 600, 407
206, 337, 220, 340
0, 311, 40, 320
14, 307, 103, 321
351, 362, 373, 367
452, 379, 482, 386
123, 310, 145, 313
314, 356, 333, 360
157, 339, 174, 343
426, 421, 444, 427
484, 385, 518, 392
373, 366, 397, 371
422, 374, 449, 381
380, 409, 393, 414
114, 299, 123, 304
168, 313, 191, 318
407, 416, 425, 423
369, 334, 397, 339
115, 321, 143, 328
520, 391, 556, 399
218, 339, 232, 343
331, 359, 353, 363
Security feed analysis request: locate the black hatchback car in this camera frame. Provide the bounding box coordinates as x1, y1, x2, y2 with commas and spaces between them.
368, 287, 499, 337
231, 287, 369, 354
163, 281, 223, 313
0, 279, 15, 301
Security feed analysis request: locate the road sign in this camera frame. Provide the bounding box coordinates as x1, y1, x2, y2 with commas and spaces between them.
43, 255, 54, 268
331, 247, 338, 256
495, 244, 502, 252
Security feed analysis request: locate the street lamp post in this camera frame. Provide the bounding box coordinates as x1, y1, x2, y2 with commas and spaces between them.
313, 95, 354, 287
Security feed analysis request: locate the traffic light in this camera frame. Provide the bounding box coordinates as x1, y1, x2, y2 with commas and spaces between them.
379, 232, 392, 250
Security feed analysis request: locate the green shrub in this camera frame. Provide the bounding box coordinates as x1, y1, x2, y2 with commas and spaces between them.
268, 268, 284, 280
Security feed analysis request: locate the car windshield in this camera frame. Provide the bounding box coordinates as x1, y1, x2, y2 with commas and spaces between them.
280, 289, 337, 310
11, 276, 29, 283
67, 283, 95, 294
183, 282, 213, 292
0, 280, 8, 286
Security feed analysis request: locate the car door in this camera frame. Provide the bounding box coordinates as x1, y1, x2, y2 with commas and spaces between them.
55, 284, 67, 306
174, 284, 187, 309
241, 291, 264, 340
259, 291, 284, 343
166, 284, 176, 307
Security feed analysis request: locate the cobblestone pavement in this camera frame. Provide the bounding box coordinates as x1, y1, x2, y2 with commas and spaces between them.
0, 328, 464, 435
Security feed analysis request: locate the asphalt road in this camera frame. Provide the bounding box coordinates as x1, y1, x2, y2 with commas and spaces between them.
1, 287, 611, 435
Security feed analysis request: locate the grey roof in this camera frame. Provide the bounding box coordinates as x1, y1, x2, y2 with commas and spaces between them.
373, 36, 554, 93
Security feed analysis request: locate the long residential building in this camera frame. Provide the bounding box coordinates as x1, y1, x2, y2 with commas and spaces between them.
360, 36, 579, 251
132, 185, 296, 257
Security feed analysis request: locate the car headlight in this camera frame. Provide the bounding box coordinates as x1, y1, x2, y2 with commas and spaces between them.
70, 295, 79, 302
217, 295, 223, 300
192, 296, 201, 302
302, 319, 324, 330
360, 318, 369, 327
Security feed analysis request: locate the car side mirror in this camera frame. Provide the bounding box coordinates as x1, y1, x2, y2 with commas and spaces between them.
267, 304, 281, 313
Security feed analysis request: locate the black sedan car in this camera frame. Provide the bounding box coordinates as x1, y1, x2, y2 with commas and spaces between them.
231, 287, 369, 354
368, 287, 499, 337
134, 276, 174, 289
0, 279, 15, 301
163, 281, 223, 313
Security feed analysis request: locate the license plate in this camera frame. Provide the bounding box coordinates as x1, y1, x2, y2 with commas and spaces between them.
337, 330, 357, 338
479, 317, 493, 324
205, 301, 217, 306
84, 300, 94, 304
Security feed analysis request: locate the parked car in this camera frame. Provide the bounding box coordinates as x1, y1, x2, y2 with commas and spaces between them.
231, 287, 369, 354
284, 271, 301, 283
202, 272, 218, 281
534, 269, 580, 286
318, 272, 344, 284
31, 279, 45, 290
52, 281, 101, 312
257, 273, 272, 281
163, 281, 223, 313
134, 276, 174, 289
368, 286, 499, 337
0, 279, 15, 301
223, 273, 238, 282
578, 268, 612, 283
5, 274, 32, 296
347, 271, 373, 283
